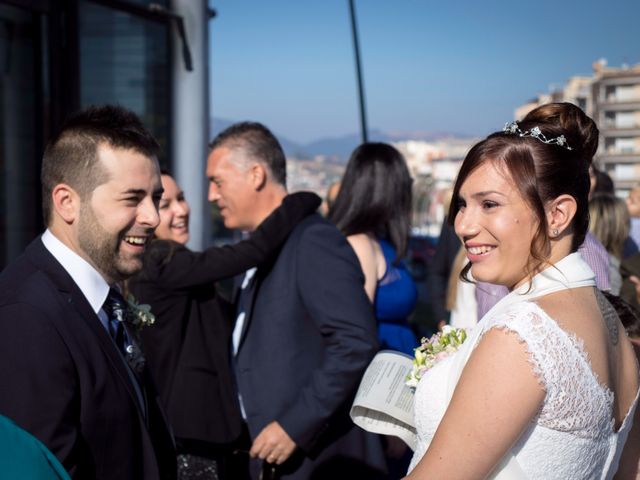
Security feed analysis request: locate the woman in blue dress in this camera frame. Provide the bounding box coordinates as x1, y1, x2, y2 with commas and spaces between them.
329, 142, 418, 354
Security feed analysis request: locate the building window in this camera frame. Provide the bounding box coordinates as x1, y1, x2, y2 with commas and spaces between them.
79, 1, 171, 164
613, 85, 637, 102
615, 137, 636, 154
615, 111, 636, 129
0, 3, 45, 267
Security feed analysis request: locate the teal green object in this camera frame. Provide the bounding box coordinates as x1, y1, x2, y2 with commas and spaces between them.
0, 415, 70, 479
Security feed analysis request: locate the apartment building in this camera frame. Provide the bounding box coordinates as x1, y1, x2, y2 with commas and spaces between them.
592, 61, 640, 192
515, 61, 640, 194
515, 76, 592, 120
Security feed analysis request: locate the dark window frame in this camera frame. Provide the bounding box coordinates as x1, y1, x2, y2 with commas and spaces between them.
0, 0, 177, 267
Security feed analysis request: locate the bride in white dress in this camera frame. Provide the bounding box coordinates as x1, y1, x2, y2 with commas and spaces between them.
404, 103, 640, 480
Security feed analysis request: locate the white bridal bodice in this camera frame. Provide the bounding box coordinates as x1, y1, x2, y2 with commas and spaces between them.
408, 253, 640, 479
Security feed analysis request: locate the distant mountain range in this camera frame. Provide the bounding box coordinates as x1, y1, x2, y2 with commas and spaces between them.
210, 117, 473, 163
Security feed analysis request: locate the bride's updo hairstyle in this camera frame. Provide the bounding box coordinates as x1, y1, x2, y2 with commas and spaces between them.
449, 102, 598, 280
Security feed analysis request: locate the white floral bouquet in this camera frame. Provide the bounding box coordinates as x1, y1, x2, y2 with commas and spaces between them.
406, 326, 467, 388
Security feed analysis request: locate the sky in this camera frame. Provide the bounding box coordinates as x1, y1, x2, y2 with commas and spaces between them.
208, 0, 640, 144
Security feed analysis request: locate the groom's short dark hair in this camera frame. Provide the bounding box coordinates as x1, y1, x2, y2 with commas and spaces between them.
41, 105, 160, 225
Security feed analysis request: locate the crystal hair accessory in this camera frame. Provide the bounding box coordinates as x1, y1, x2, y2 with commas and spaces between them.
503, 121, 572, 151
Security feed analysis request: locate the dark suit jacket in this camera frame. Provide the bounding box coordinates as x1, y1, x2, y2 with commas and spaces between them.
0, 238, 176, 479
127, 192, 321, 448
426, 221, 461, 325
235, 214, 386, 478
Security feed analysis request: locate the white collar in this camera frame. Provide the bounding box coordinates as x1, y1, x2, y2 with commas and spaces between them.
41, 229, 110, 314
484, 252, 596, 320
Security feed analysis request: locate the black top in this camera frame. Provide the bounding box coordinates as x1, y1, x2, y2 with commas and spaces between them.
127, 192, 321, 447
621, 252, 640, 314
426, 222, 461, 325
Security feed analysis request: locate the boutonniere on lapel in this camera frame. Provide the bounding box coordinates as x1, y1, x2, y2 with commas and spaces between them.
115, 294, 155, 376
405, 326, 467, 389
124, 294, 156, 330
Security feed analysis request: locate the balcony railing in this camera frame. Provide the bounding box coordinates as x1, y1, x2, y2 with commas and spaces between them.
604, 94, 640, 103
597, 151, 640, 164
601, 123, 640, 131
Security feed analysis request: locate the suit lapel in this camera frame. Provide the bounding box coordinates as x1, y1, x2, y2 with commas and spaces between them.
29, 240, 148, 420
70, 287, 148, 419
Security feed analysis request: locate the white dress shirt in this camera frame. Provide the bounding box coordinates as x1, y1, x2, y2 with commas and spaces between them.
232, 267, 257, 420
41, 229, 110, 314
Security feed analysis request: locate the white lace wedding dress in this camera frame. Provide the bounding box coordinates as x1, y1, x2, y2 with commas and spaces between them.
408, 253, 640, 479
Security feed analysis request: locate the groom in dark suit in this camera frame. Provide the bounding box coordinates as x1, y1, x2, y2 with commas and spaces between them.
0, 105, 176, 479
207, 122, 387, 479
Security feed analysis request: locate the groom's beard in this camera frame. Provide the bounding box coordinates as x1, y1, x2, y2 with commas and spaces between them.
77, 202, 145, 283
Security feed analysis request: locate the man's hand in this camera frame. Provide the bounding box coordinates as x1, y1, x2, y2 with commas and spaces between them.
250, 421, 297, 465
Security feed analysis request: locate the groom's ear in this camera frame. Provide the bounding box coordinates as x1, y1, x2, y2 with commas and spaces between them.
51, 184, 81, 225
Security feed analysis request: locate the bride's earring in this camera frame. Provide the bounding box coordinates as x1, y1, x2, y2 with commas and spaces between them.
551, 228, 559, 237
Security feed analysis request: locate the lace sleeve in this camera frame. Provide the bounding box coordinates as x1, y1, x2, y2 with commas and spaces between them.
482, 302, 555, 390
478, 301, 613, 436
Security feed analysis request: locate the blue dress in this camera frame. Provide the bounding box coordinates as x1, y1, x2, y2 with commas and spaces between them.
374, 239, 418, 355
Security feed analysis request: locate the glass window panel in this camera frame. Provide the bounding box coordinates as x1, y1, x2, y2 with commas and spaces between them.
616, 112, 635, 129
614, 164, 637, 179
0, 4, 42, 268
615, 137, 635, 153
616, 85, 637, 102
79, 1, 170, 164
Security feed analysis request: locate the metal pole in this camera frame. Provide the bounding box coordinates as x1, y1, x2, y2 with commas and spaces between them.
348, 0, 368, 143
171, 0, 208, 250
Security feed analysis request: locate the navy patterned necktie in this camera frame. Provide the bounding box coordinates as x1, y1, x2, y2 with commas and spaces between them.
103, 288, 147, 378
103, 288, 128, 355
102, 288, 147, 414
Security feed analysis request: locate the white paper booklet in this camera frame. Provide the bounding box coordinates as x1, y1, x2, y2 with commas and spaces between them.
350, 350, 417, 450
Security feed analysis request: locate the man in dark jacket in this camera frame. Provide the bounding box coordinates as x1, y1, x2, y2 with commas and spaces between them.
207, 122, 386, 479
0, 105, 176, 479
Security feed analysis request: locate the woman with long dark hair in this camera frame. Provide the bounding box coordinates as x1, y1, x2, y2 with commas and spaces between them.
329, 142, 417, 355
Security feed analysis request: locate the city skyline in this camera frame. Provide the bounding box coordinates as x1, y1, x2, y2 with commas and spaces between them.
208, 0, 639, 144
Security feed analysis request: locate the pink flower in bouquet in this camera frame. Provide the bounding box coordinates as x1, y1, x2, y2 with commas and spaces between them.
406, 326, 467, 388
